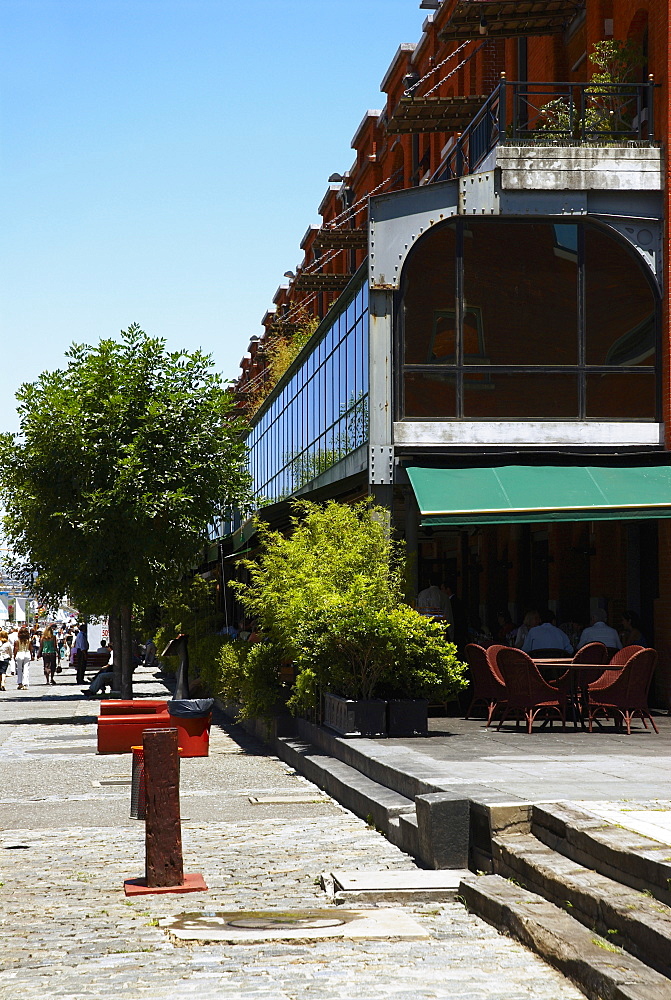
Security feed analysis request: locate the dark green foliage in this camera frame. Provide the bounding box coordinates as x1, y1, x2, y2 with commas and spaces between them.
0, 324, 250, 615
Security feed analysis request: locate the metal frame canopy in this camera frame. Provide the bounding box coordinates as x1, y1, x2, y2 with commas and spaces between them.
438, 0, 585, 41
386, 94, 487, 135
407, 464, 671, 526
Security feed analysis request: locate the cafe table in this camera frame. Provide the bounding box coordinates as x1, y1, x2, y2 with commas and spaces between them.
532, 657, 602, 729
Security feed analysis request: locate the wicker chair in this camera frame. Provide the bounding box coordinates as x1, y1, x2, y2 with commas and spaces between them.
495, 647, 566, 734
555, 642, 608, 725
589, 645, 645, 694
587, 648, 659, 734
464, 643, 507, 726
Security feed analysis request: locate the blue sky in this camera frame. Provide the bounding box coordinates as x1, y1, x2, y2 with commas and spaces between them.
0, 0, 424, 433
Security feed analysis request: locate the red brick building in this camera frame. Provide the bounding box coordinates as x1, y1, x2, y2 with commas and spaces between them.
230, 1, 671, 705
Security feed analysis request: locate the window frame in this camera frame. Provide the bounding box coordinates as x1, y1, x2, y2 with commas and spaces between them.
397, 218, 660, 422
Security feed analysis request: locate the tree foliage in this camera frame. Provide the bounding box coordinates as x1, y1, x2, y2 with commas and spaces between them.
0, 324, 250, 615
226, 499, 466, 715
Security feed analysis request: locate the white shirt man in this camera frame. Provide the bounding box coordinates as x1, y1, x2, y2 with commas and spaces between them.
417, 584, 447, 613
96, 642, 111, 665
416, 583, 453, 639
74, 628, 89, 653
577, 611, 622, 651
523, 617, 573, 654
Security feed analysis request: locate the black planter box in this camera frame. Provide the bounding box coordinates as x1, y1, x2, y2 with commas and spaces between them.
386, 699, 429, 736
323, 693, 387, 736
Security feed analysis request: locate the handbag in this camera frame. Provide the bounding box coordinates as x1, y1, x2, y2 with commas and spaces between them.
56, 664, 62, 673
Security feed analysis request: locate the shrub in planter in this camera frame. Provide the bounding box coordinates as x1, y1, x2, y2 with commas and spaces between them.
288, 601, 467, 720
213, 639, 283, 720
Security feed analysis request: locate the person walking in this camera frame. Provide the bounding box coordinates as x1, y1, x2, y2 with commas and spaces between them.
13, 626, 33, 690
39, 625, 58, 685
73, 625, 89, 684
7, 625, 18, 675
0, 631, 12, 691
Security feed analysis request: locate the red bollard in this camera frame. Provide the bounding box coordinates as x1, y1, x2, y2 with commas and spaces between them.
123, 727, 207, 896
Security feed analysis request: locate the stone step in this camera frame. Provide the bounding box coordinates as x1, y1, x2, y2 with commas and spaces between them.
275, 736, 416, 832
493, 832, 671, 978
460, 874, 671, 1000
532, 802, 671, 906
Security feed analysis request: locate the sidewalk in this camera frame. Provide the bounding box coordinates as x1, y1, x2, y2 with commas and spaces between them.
361, 712, 671, 814
0, 661, 585, 1000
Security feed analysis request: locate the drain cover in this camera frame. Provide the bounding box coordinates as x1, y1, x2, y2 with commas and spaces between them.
161, 908, 428, 943
229, 915, 345, 930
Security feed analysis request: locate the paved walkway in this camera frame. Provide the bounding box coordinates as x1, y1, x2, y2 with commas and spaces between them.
360, 711, 671, 811
0, 662, 584, 1000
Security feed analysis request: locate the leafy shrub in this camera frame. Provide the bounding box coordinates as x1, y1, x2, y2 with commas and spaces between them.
288, 601, 466, 713
213, 640, 283, 719
231, 499, 467, 716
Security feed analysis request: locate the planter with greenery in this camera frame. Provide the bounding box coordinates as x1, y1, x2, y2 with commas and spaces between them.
223, 499, 467, 730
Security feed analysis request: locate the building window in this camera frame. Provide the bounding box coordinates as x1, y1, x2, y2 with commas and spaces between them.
400, 219, 658, 421
248, 278, 369, 505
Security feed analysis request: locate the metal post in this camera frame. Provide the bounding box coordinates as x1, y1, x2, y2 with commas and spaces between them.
648, 74, 655, 141
144, 728, 183, 888
455, 133, 463, 177
163, 633, 190, 699
123, 724, 207, 895
498, 73, 507, 141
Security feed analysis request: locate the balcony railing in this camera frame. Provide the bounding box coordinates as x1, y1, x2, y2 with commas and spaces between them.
439, 77, 657, 179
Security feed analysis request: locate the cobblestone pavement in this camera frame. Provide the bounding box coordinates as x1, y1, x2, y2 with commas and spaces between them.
0, 663, 584, 1000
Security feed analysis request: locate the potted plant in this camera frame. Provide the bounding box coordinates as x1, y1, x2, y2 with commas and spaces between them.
377, 606, 466, 736
227, 499, 467, 737
292, 603, 393, 736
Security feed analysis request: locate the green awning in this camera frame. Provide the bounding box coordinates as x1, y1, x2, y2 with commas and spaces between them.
407, 464, 671, 527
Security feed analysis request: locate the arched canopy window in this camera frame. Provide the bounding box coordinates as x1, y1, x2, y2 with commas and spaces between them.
399, 219, 658, 421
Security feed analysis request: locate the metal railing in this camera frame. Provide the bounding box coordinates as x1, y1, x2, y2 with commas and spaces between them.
442, 77, 657, 179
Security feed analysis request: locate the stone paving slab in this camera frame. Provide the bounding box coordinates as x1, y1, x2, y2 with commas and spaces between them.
0, 663, 584, 1000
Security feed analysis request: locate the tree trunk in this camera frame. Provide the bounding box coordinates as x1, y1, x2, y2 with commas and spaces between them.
109, 608, 122, 695
120, 603, 133, 700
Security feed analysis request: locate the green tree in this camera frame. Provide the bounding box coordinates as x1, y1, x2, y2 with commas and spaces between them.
0, 324, 250, 696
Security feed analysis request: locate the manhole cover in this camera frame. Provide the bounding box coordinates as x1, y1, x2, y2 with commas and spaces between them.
229, 916, 345, 929
160, 908, 428, 943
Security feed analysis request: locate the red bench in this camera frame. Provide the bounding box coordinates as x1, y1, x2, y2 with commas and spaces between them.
99, 700, 168, 716
97, 701, 211, 757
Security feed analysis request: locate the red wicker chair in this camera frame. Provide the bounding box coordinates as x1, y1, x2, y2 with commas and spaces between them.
610, 644, 645, 665
495, 647, 566, 734
465, 644, 507, 726
554, 643, 608, 723
587, 648, 659, 734
573, 642, 608, 665
589, 645, 645, 694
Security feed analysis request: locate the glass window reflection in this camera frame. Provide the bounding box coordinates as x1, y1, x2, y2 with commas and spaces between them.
248, 278, 369, 503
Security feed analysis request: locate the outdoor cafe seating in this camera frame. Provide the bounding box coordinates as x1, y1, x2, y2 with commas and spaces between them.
463, 642, 659, 735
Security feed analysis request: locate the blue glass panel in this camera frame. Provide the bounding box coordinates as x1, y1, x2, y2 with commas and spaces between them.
338, 341, 347, 415
346, 330, 356, 409
346, 300, 355, 333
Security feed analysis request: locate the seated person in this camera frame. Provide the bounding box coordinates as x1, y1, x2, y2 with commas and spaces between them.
577, 610, 622, 651
82, 644, 126, 697
96, 640, 112, 664
522, 610, 573, 655
82, 668, 114, 697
